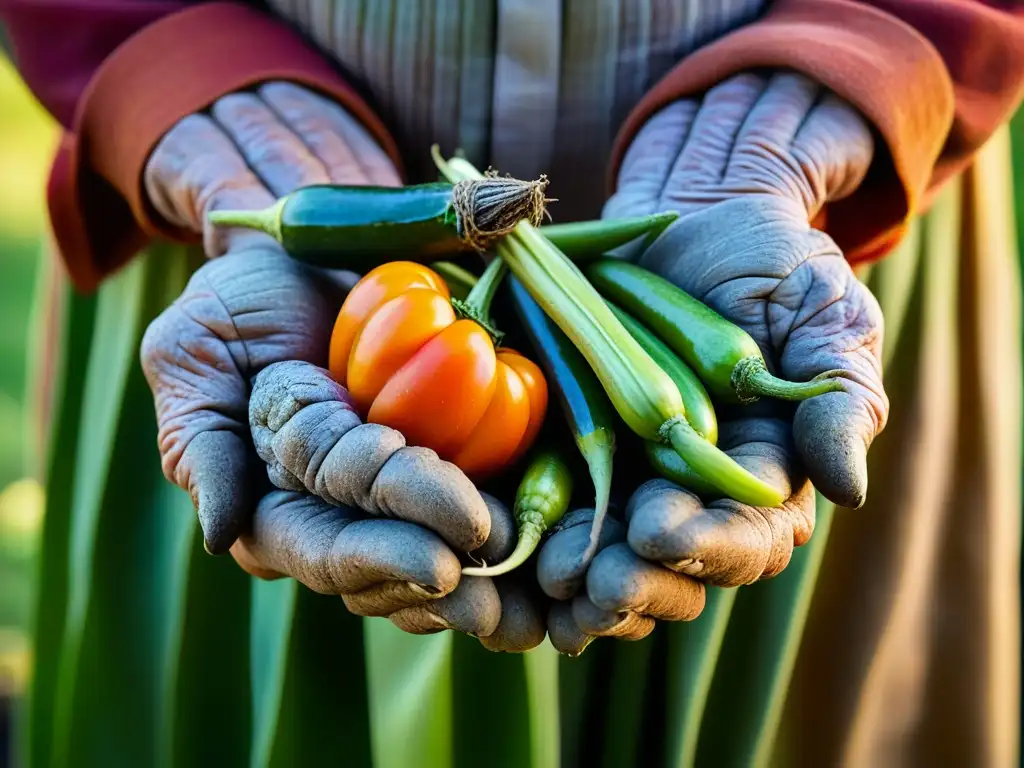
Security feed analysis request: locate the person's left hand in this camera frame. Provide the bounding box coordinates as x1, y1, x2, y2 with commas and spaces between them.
586, 73, 889, 610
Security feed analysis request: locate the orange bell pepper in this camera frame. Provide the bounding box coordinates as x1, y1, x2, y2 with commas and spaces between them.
329, 260, 548, 480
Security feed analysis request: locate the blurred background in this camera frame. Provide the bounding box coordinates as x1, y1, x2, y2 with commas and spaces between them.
0, 53, 59, 761
1, 45, 1024, 768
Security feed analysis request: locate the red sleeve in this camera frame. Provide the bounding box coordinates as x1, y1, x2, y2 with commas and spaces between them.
609, 0, 1024, 266
0, 1, 402, 292
0, 0, 189, 128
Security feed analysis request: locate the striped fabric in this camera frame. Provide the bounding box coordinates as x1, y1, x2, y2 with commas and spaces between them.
263, 0, 766, 218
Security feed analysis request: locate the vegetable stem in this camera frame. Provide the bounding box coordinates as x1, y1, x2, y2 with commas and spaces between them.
463, 523, 543, 577
208, 199, 285, 241
429, 261, 479, 301
463, 257, 507, 318
731, 358, 846, 403
663, 420, 785, 507
579, 430, 615, 564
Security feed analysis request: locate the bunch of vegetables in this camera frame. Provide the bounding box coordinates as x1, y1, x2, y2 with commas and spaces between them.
210, 148, 844, 574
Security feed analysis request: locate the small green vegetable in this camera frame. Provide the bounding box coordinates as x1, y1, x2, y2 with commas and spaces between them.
209, 183, 678, 270
508, 277, 617, 563
606, 302, 717, 445
586, 260, 846, 404
462, 450, 574, 577
644, 442, 720, 498
434, 150, 784, 510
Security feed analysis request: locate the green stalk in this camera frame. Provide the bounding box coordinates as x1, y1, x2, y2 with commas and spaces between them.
451, 256, 506, 343
539, 212, 678, 261
433, 148, 785, 508
429, 261, 479, 302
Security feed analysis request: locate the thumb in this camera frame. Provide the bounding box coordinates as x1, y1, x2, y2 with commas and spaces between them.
141, 282, 255, 554
181, 431, 255, 553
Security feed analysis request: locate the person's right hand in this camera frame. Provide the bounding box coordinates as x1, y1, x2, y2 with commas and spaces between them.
141, 81, 399, 554
235, 359, 552, 651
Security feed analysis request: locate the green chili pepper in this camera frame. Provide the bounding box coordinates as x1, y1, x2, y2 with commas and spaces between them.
462, 449, 574, 577
209, 183, 678, 270
606, 302, 717, 445
508, 277, 617, 563
586, 259, 846, 404
434, 150, 784, 510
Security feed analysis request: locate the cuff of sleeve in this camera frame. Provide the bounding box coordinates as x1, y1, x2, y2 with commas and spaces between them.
51, 1, 403, 292
607, 0, 954, 265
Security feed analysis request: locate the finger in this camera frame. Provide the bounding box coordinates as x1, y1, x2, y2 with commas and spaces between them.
472, 492, 518, 564
571, 594, 655, 641
626, 469, 817, 587
330, 518, 463, 614
547, 601, 595, 656
183, 431, 256, 553
239, 490, 360, 591
211, 92, 330, 196
586, 543, 705, 622
603, 100, 701, 219
389, 575, 502, 637
144, 113, 277, 256
372, 447, 491, 553
478, 578, 546, 653
663, 73, 768, 196
259, 82, 401, 187
723, 72, 821, 190
790, 91, 874, 203
229, 537, 284, 580
318, 423, 407, 508
777, 246, 887, 508
536, 509, 626, 601
249, 361, 491, 551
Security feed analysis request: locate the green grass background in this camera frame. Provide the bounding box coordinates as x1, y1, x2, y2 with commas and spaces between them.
0, 53, 58, 698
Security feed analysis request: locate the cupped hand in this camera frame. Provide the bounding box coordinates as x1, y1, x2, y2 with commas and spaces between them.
239, 359, 549, 650
140, 82, 398, 553
605, 72, 888, 510
535, 417, 812, 655
535, 507, 706, 656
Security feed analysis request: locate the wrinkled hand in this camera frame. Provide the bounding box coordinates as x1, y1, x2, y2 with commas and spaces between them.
534, 507, 706, 656
534, 425, 812, 655
141, 82, 398, 553
235, 360, 550, 650
599, 72, 888, 598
